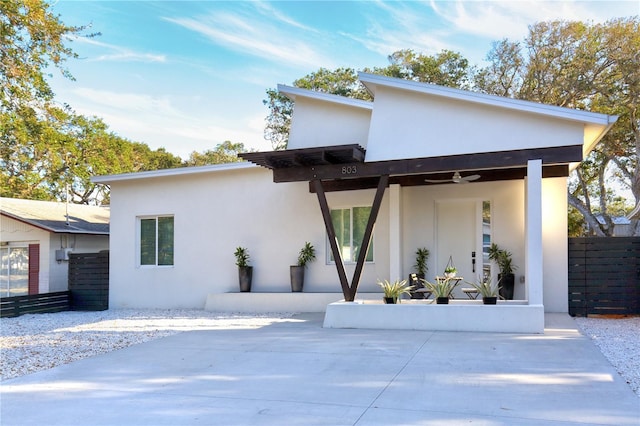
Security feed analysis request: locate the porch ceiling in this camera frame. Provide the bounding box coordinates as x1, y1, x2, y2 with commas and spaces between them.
239, 143, 578, 190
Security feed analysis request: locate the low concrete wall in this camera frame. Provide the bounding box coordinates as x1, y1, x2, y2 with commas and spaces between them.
323, 300, 545, 333
204, 293, 381, 313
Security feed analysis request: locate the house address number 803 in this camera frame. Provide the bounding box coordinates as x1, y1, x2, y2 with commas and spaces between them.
342, 165, 358, 175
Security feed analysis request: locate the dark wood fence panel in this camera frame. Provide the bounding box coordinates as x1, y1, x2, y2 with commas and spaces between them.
0, 291, 70, 318
569, 237, 640, 316
68, 251, 109, 311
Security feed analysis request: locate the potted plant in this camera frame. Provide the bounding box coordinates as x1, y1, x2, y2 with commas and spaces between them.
377, 279, 414, 304
467, 275, 500, 304
423, 277, 459, 304
444, 255, 457, 278
444, 265, 457, 278
414, 247, 430, 279
290, 242, 316, 292
488, 243, 518, 300
234, 246, 252, 292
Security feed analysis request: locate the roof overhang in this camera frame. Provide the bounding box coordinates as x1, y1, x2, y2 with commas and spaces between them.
0, 211, 109, 235
278, 85, 373, 110
239, 143, 580, 190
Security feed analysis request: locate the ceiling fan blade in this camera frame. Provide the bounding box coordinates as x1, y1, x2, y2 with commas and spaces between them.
462, 174, 481, 182
425, 172, 481, 184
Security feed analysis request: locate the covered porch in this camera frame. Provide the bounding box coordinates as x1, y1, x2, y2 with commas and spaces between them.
233, 73, 616, 333
240, 145, 550, 333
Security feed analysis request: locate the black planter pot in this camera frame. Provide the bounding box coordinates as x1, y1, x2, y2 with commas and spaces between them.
499, 273, 515, 300
483, 296, 498, 305
383, 297, 397, 304
290, 265, 305, 292
436, 297, 449, 304
238, 266, 252, 292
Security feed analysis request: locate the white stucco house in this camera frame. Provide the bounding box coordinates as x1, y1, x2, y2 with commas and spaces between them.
93, 73, 616, 333
0, 198, 110, 296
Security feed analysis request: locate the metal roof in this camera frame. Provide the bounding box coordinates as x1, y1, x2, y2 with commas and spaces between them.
1, 198, 110, 235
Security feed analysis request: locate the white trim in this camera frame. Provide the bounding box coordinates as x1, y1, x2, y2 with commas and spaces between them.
358, 72, 617, 125
278, 84, 373, 110
92, 162, 256, 184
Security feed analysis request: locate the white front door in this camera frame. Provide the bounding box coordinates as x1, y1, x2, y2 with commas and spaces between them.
436, 200, 485, 297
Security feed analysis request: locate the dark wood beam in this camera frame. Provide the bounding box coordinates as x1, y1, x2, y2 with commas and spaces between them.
348, 174, 388, 301
313, 180, 351, 299
276, 145, 582, 183
308, 164, 570, 192
313, 176, 389, 301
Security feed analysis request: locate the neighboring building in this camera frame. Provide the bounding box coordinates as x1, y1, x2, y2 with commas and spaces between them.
93, 73, 617, 326
592, 215, 634, 236
0, 198, 109, 297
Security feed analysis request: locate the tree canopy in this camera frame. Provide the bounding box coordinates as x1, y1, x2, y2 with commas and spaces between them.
474, 18, 639, 236
264, 18, 639, 236
0, 0, 234, 205
183, 141, 251, 166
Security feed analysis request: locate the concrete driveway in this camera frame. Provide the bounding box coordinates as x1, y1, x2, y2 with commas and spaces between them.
1, 313, 638, 425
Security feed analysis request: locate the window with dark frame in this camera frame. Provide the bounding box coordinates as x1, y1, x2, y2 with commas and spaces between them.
140, 216, 174, 266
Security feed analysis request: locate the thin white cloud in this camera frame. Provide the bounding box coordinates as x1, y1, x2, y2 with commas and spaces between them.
253, 0, 320, 33
163, 4, 334, 70
70, 35, 166, 63
429, 0, 635, 41
341, 1, 454, 58
66, 87, 267, 158
346, 0, 638, 65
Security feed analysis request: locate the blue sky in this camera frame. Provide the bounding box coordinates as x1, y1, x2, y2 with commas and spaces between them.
50, 1, 639, 159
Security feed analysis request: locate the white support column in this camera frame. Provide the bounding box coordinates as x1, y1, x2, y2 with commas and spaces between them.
525, 159, 543, 306
389, 184, 402, 281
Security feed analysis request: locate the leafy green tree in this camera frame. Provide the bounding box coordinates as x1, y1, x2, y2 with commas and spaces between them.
374, 49, 473, 89
1, 0, 183, 205
476, 18, 639, 235
183, 141, 251, 166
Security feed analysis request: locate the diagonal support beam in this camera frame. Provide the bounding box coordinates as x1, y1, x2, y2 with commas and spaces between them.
313, 176, 389, 302
348, 174, 388, 300
313, 179, 351, 298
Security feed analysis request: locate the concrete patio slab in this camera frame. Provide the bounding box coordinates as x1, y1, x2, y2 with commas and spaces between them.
1, 313, 638, 426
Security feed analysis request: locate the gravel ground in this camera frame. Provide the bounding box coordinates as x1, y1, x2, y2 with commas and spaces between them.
1, 310, 638, 398
574, 316, 640, 398
0, 309, 294, 382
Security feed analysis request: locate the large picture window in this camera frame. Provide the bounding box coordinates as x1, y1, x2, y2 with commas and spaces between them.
329, 206, 373, 263
139, 216, 174, 266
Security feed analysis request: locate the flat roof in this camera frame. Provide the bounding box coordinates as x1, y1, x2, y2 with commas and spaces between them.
92, 161, 256, 184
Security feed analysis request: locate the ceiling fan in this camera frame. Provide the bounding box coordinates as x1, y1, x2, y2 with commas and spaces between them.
425, 171, 481, 184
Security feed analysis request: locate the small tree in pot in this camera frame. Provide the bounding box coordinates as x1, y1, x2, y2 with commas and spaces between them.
410, 247, 430, 299
290, 242, 316, 292
414, 247, 430, 279
488, 243, 517, 300
234, 247, 252, 292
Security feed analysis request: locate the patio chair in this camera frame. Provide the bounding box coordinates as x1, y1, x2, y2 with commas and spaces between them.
409, 273, 432, 299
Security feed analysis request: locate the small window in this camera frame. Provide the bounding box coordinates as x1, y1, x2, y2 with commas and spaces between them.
139, 216, 174, 266
328, 206, 373, 263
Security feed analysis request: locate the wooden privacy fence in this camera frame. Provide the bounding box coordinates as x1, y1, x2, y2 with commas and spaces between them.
0, 291, 70, 318
68, 251, 109, 311
568, 237, 640, 316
